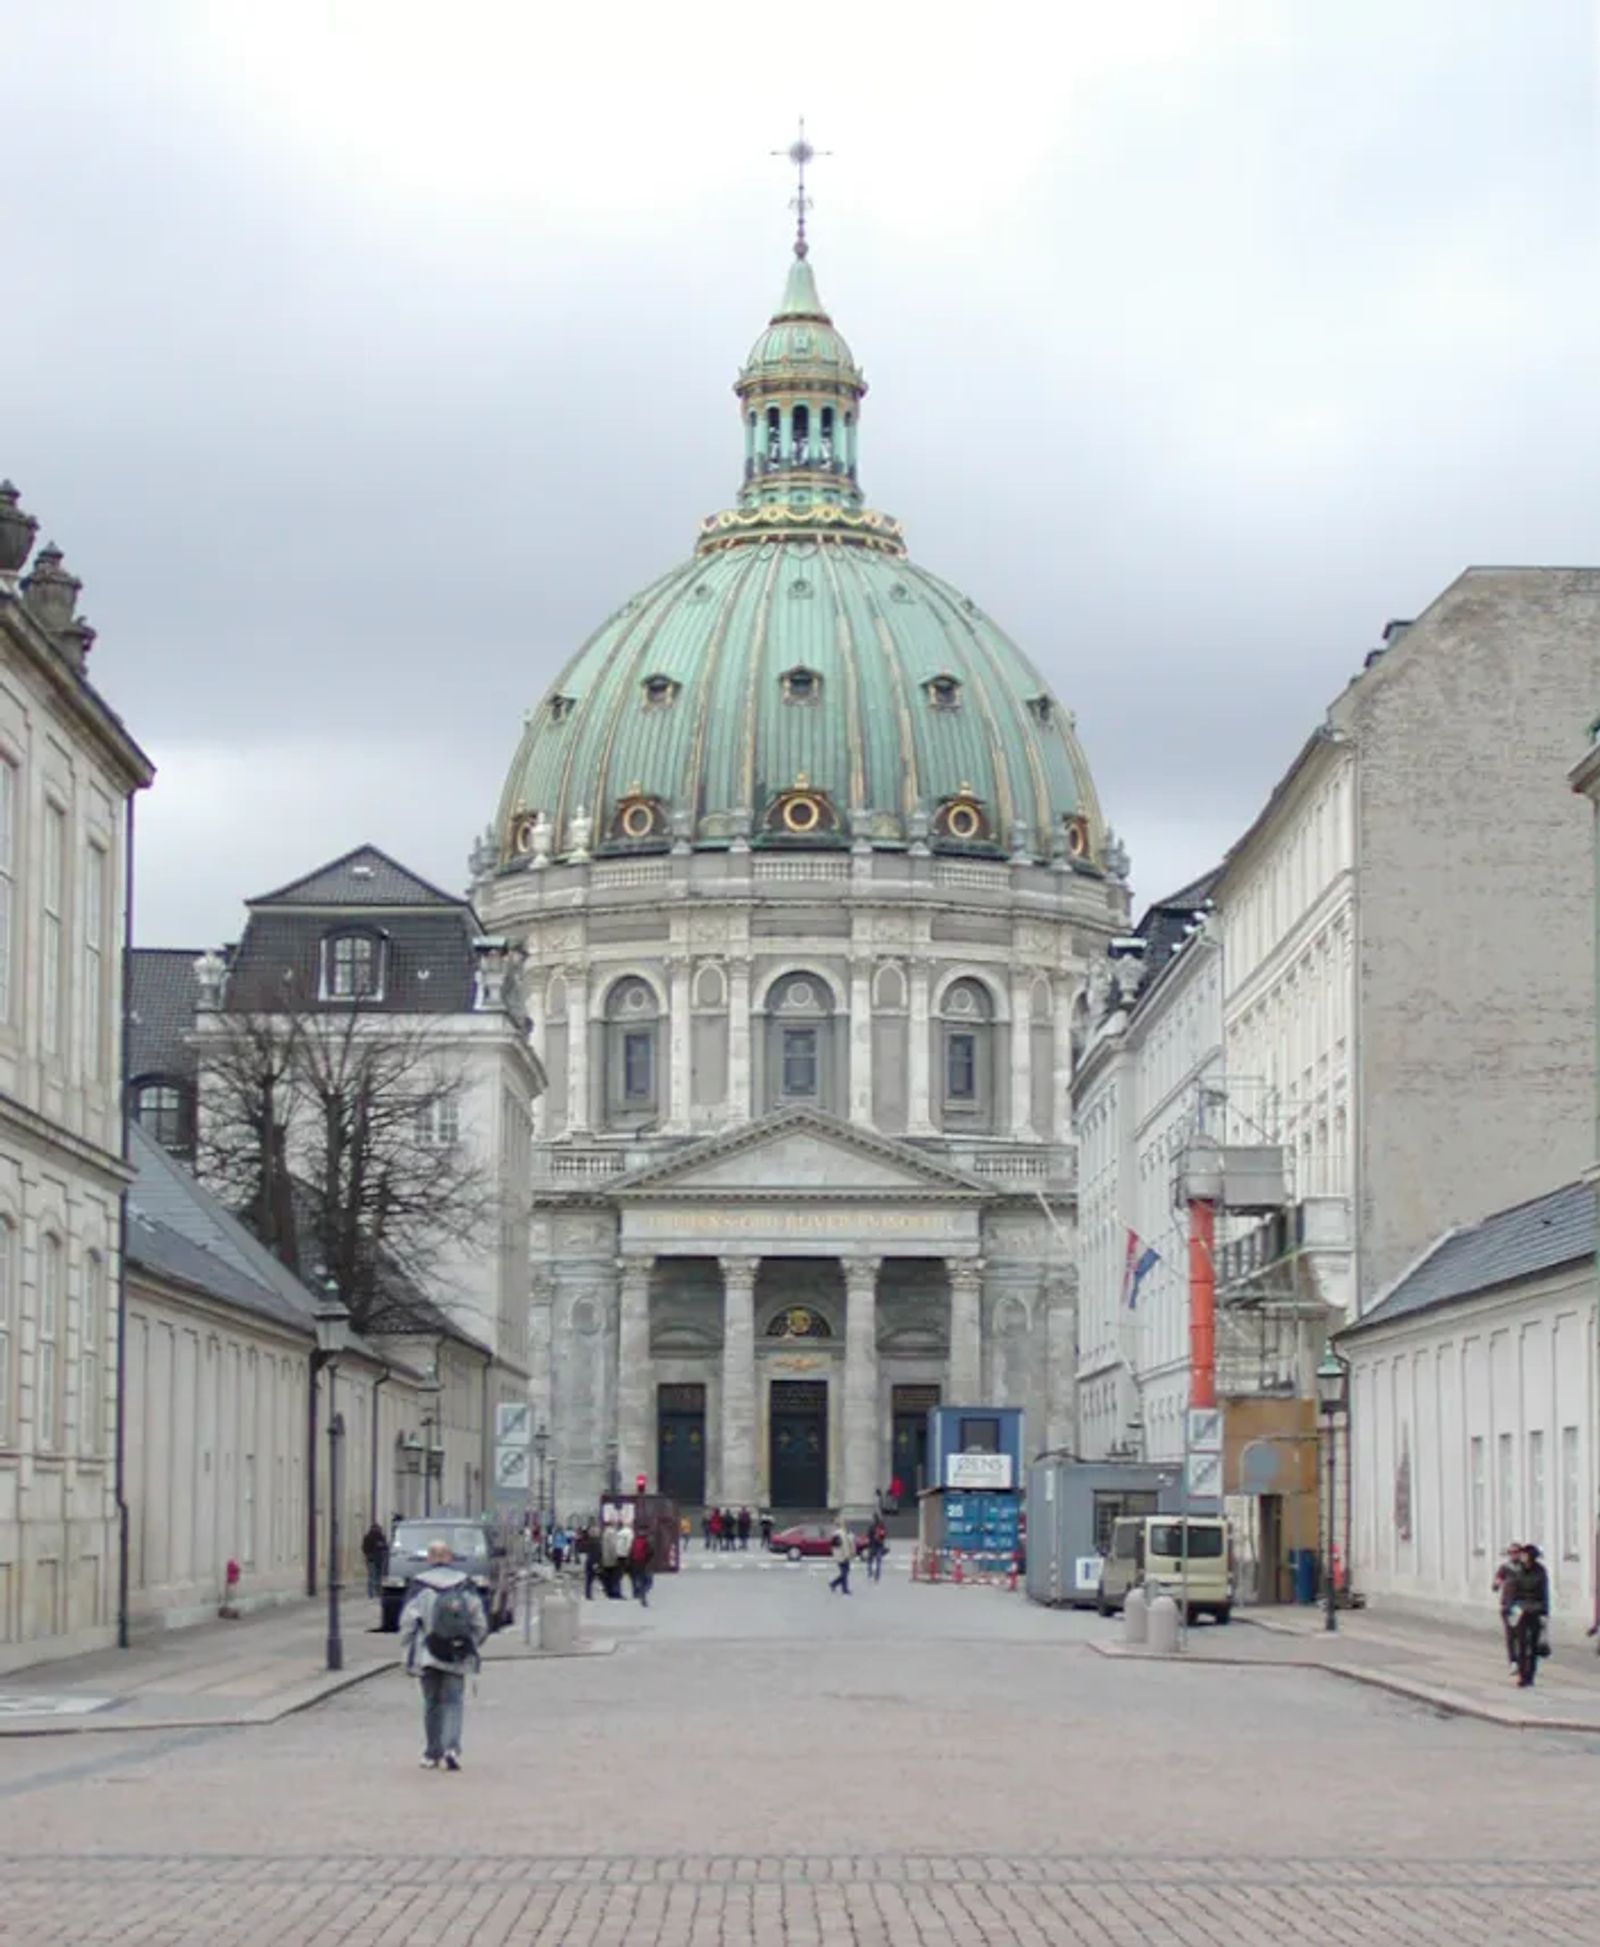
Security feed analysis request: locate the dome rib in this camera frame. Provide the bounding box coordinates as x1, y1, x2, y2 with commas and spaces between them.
736, 544, 787, 815
680, 547, 765, 825
915, 574, 1034, 836
586, 560, 710, 834
818, 546, 866, 812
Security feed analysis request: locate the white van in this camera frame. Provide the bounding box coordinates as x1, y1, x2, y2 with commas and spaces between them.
1096, 1515, 1232, 1624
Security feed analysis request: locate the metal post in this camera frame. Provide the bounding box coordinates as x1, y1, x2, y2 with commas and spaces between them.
1323, 1404, 1337, 1634
423, 1411, 434, 1519
327, 1386, 345, 1672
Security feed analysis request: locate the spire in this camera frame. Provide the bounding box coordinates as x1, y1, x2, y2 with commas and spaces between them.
772, 116, 830, 260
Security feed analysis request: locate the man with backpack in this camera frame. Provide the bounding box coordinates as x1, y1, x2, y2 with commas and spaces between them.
400, 1539, 488, 1771
629, 1524, 656, 1606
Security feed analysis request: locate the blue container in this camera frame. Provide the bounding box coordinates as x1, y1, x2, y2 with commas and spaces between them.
1289, 1547, 1317, 1605
928, 1406, 1024, 1493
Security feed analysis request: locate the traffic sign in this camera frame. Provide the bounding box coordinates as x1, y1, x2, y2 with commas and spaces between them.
495, 1444, 531, 1490
1186, 1407, 1223, 1454
496, 1402, 532, 1446
1185, 1451, 1222, 1498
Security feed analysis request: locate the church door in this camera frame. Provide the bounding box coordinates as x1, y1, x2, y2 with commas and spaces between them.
769, 1380, 829, 1510
891, 1384, 941, 1506
657, 1384, 706, 1508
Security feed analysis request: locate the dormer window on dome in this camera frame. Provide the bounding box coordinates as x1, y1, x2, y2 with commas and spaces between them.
933, 791, 991, 846
610, 789, 669, 846
925, 673, 962, 711
548, 694, 575, 723
764, 777, 839, 840
641, 673, 680, 709
781, 665, 821, 705
1062, 813, 1090, 860
1027, 694, 1052, 726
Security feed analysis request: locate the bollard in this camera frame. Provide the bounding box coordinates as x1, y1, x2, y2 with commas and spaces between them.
520, 1569, 534, 1648
538, 1583, 580, 1654
1147, 1591, 1181, 1654
1123, 1583, 1149, 1647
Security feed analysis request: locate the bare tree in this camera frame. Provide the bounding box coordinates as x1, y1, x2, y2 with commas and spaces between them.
195, 996, 496, 1333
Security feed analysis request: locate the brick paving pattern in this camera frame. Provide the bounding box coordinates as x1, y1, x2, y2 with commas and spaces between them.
5, 1851, 1599, 1943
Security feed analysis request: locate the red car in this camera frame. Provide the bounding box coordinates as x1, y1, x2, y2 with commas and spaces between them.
768, 1521, 839, 1560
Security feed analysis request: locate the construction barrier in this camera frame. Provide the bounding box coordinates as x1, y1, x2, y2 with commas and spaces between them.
911, 1546, 1020, 1589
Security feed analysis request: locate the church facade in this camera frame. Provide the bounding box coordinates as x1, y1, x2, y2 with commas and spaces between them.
475, 229, 1127, 1516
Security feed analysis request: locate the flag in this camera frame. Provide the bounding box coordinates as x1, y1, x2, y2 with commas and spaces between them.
1121, 1228, 1160, 1309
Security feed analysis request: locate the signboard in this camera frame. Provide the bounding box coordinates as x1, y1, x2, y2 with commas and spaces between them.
495, 1445, 531, 1491
496, 1402, 532, 1445
1185, 1451, 1223, 1498
1187, 1407, 1223, 1454
1073, 1555, 1103, 1595
945, 1452, 1014, 1490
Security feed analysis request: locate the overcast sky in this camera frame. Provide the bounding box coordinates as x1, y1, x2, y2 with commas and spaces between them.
4, 3, 1597, 944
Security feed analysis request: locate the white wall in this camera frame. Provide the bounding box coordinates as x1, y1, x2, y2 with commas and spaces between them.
1347, 1266, 1597, 1625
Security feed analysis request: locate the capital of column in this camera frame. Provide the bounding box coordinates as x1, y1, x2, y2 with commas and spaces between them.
617, 1253, 654, 1294
948, 1258, 985, 1295
719, 1254, 761, 1293
842, 1253, 881, 1296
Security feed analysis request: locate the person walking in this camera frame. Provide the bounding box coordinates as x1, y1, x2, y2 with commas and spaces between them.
549, 1524, 569, 1574
361, 1521, 389, 1600
579, 1523, 599, 1600
828, 1517, 853, 1595
1509, 1543, 1551, 1689
1492, 1543, 1521, 1666
630, 1525, 656, 1606
866, 1517, 887, 1584
600, 1512, 624, 1598
759, 1509, 773, 1550
738, 1506, 752, 1551
400, 1539, 488, 1771
701, 1509, 713, 1550
708, 1507, 722, 1552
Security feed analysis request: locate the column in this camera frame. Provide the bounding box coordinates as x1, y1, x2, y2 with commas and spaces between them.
907, 961, 934, 1134
1053, 978, 1076, 1145
616, 1255, 653, 1487
849, 958, 874, 1125
1044, 1270, 1079, 1453
719, 1256, 759, 1505
666, 956, 692, 1133
947, 1259, 983, 1404
566, 969, 591, 1134
728, 958, 752, 1123
1010, 972, 1034, 1139
842, 1255, 880, 1515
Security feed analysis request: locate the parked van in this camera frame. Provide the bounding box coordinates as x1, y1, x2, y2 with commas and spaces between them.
1096, 1515, 1232, 1624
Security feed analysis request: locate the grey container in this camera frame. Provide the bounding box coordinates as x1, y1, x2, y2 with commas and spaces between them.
1025, 1455, 1184, 1608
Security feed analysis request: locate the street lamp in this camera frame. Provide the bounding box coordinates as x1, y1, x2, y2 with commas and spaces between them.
534, 1423, 549, 1540
1315, 1344, 1350, 1634
419, 1376, 443, 1519
313, 1288, 352, 1673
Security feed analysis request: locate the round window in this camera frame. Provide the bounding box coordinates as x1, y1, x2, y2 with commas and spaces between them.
783, 795, 822, 833
1065, 818, 1088, 858
621, 801, 657, 840
947, 802, 981, 840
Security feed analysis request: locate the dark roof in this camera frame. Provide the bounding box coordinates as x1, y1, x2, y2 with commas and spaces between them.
250, 845, 466, 911
128, 947, 204, 1082
126, 1123, 316, 1337
1343, 1181, 1595, 1337
225, 908, 481, 1014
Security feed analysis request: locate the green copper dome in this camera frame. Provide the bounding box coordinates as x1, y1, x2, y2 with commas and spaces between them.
495, 248, 1105, 869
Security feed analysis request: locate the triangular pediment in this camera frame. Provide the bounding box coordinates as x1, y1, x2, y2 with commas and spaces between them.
609, 1110, 992, 1200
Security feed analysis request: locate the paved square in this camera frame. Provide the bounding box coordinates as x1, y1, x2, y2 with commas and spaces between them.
4, 1573, 1598, 1942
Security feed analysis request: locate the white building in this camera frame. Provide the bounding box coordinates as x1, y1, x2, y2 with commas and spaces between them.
1341, 1183, 1596, 1627
0, 489, 153, 1671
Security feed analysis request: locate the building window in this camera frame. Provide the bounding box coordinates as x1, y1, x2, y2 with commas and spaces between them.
946, 1031, 977, 1101
80, 1249, 104, 1456
0, 758, 14, 1025
135, 1080, 190, 1153
84, 842, 107, 1080
415, 1096, 462, 1149
322, 931, 383, 1001
959, 1416, 1000, 1453
605, 978, 660, 1123
1527, 1429, 1546, 1549
1561, 1425, 1580, 1560
1469, 1435, 1486, 1554
781, 1026, 818, 1098
42, 801, 65, 1055
37, 1232, 62, 1450
1496, 1431, 1514, 1549
0, 1215, 13, 1444
938, 979, 994, 1129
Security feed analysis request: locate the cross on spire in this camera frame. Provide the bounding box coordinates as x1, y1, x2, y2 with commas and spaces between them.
772, 116, 830, 259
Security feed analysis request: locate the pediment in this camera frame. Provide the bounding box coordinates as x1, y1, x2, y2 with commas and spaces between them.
610, 1110, 991, 1200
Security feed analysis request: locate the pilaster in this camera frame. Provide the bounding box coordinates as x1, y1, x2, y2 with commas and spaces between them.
719, 1255, 759, 1505
616, 1254, 653, 1486
947, 1258, 983, 1404
666, 954, 692, 1134
842, 1254, 880, 1515
1045, 1269, 1080, 1454
907, 960, 934, 1135
727, 957, 752, 1125
566, 968, 591, 1134
849, 958, 873, 1125
1010, 971, 1034, 1139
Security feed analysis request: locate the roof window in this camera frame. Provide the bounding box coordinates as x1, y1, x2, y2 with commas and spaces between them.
781, 666, 822, 705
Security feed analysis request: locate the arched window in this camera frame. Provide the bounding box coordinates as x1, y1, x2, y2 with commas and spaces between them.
765, 972, 835, 1111
765, 406, 782, 465
133, 1076, 192, 1154
791, 403, 810, 465
605, 978, 660, 1124
939, 979, 995, 1131
37, 1231, 62, 1451
320, 928, 385, 1002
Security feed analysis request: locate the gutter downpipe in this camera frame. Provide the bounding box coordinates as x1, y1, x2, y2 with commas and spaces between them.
307, 1352, 324, 1597
370, 1366, 391, 1526
113, 793, 136, 1651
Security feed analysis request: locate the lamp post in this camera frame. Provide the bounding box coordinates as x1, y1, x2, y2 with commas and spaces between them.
534, 1423, 549, 1541
313, 1288, 353, 1673
419, 1377, 442, 1519
1315, 1344, 1350, 1634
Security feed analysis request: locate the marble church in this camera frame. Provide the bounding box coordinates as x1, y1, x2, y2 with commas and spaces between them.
472, 209, 1128, 1517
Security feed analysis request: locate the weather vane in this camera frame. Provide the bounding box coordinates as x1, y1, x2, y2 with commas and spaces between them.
772, 116, 830, 258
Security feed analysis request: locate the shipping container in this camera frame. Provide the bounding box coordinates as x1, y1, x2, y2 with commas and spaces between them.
927, 1405, 1024, 1491
1024, 1456, 1183, 1607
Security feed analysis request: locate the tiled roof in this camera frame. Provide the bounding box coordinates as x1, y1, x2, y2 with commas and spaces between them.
128, 947, 204, 1082
1343, 1181, 1595, 1336
224, 910, 480, 1014
250, 845, 466, 911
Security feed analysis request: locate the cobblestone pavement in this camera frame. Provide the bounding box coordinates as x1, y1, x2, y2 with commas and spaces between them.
5, 1573, 1599, 1943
